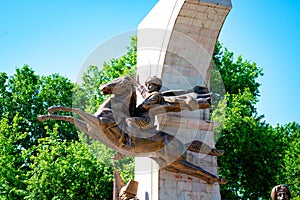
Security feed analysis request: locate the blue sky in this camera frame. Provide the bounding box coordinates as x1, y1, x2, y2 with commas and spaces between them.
0, 0, 299, 126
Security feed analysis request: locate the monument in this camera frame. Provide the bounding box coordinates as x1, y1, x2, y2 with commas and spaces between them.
135, 0, 231, 199
37, 0, 232, 199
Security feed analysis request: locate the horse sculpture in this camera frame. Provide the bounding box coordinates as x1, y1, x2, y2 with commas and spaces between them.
38, 76, 227, 184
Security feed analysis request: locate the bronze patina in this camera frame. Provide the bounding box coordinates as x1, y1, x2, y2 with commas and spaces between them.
271, 184, 291, 200
38, 76, 226, 184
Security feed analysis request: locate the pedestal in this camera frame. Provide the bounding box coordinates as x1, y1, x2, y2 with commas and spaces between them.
135, 113, 220, 200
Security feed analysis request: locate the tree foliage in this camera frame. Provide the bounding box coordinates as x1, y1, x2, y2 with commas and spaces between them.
0, 65, 77, 198
215, 92, 283, 199
25, 125, 113, 199
0, 114, 28, 199
212, 43, 292, 199
213, 42, 263, 98
274, 122, 300, 198
0, 65, 113, 199
0, 65, 77, 145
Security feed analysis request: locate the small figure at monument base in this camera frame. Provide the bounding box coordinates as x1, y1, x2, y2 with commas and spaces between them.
271, 184, 291, 200
127, 76, 164, 132
119, 180, 139, 200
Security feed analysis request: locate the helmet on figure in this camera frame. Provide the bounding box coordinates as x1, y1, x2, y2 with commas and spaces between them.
145, 76, 162, 91
271, 184, 291, 200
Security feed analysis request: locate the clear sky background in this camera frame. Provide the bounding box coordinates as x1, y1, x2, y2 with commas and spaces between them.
0, 0, 299, 126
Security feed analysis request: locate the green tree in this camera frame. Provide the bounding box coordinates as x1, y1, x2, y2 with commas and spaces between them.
0, 66, 77, 198
213, 42, 263, 99
25, 125, 113, 199
0, 73, 10, 119
213, 43, 283, 199
275, 122, 300, 197
0, 66, 110, 198
214, 92, 283, 199
0, 114, 28, 199
1, 65, 77, 146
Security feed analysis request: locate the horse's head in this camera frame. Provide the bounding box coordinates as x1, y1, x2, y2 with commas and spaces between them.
99, 76, 135, 96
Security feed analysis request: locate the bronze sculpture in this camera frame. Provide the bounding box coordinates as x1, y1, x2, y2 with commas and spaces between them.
271, 184, 291, 200
38, 76, 227, 184
126, 76, 165, 133
119, 180, 139, 200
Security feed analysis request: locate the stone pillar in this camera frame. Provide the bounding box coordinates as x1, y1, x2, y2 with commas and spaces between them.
135, 0, 231, 199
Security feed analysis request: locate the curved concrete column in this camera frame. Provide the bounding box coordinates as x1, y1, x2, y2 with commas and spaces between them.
137, 0, 231, 88
135, 1, 231, 199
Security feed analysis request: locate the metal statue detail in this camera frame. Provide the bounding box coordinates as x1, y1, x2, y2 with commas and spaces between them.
271, 184, 291, 200
38, 76, 227, 184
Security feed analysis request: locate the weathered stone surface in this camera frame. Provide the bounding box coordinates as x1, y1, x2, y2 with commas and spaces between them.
135, 0, 231, 199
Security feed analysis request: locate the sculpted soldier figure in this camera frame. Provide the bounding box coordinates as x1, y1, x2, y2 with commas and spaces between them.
126, 76, 164, 132
126, 76, 211, 133
119, 180, 139, 200
271, 184, 291, 200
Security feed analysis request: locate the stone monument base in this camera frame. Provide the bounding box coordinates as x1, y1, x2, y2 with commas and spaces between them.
135, 154, 221, 200
135, 113, 221, 200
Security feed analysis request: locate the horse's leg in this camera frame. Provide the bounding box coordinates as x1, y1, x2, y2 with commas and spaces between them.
46, 106, 101, 130
47, 106, 75, 114
37, 114, 106, 141
38, 114, 88, 133
165, 156, 227, 184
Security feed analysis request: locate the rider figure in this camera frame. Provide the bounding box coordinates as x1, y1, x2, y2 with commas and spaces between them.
123, 76, 223, 158
126, 76, 164, 133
